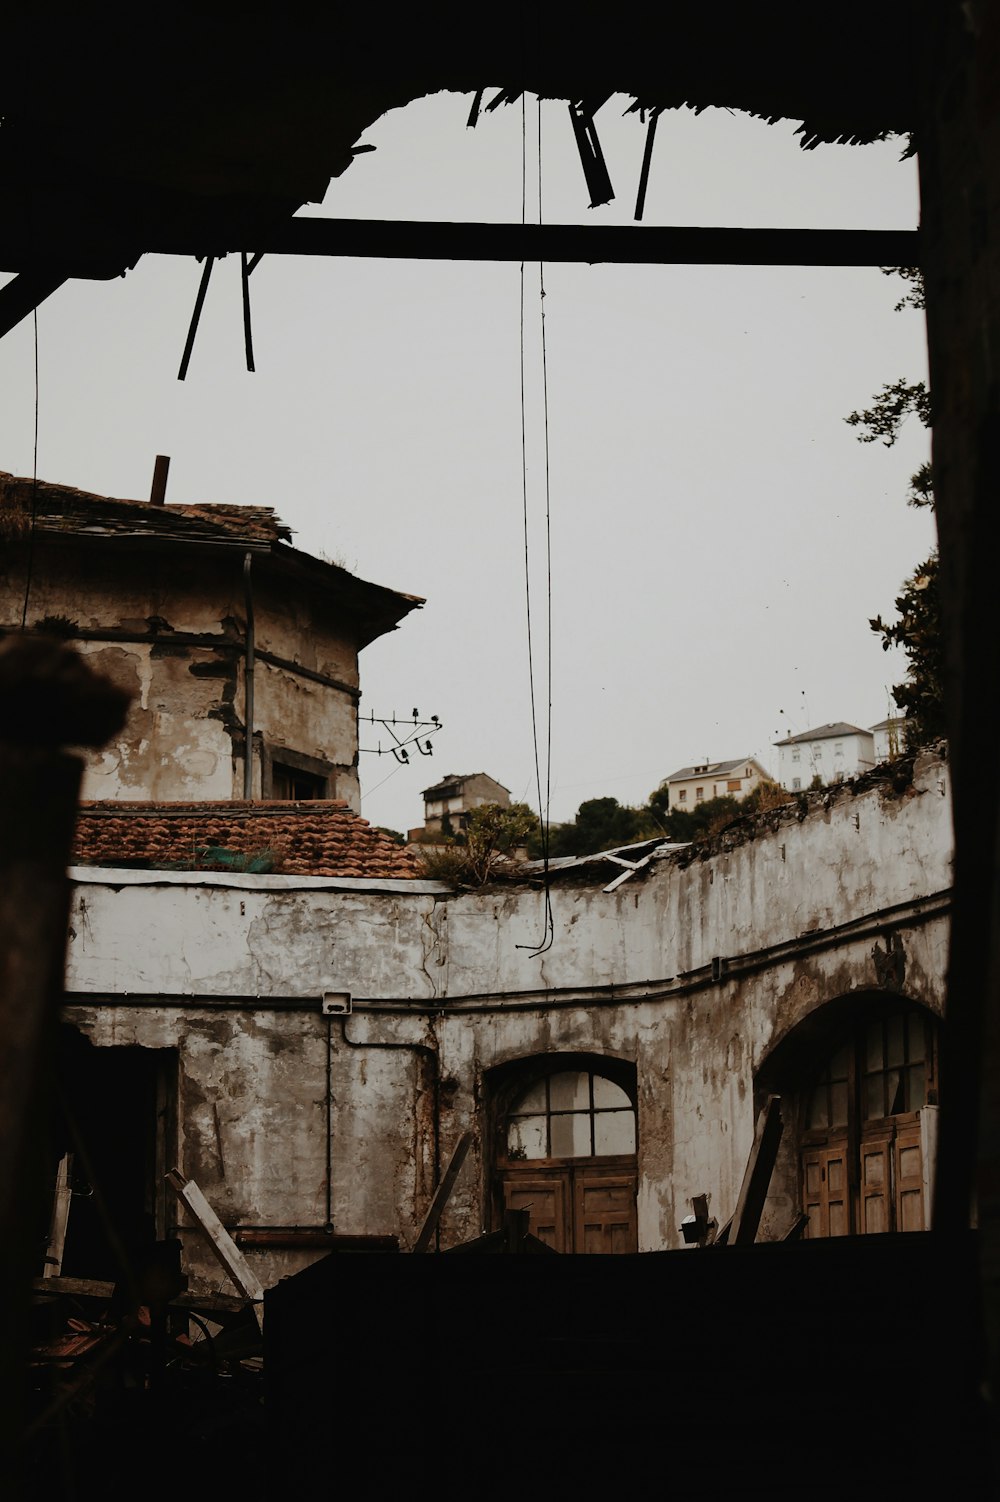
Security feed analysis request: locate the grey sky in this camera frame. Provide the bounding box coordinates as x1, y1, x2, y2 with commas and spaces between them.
0, 92, 934, 834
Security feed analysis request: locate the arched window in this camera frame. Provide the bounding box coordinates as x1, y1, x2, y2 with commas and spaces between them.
505, 1070, 636, 1160
492, 1057, 638, 1253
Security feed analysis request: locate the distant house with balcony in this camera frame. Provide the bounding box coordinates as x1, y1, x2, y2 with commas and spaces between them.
662, 757, 771, 813
413, 772, 511, 841
774, 723, 876, 790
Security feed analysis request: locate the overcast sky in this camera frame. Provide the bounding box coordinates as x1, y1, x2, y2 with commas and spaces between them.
0, 92, 934, 834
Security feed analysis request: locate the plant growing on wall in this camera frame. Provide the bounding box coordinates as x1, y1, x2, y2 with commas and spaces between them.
420, 802, 539, 886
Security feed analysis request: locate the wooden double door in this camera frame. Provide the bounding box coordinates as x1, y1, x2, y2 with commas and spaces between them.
500, 1157, 638, 1253
800, 1006, 935, 1237
802, 1117, 926, 1237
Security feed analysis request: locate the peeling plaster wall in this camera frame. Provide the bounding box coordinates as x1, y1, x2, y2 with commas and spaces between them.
64, 754, 953, 1288
1, 539, 365, 804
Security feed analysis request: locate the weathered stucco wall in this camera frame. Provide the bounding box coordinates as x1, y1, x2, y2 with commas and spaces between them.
64, 752, 952, 1287
2, 540, 364, 805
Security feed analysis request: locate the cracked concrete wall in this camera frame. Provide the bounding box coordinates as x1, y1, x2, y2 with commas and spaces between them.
64, 753, 953, 1288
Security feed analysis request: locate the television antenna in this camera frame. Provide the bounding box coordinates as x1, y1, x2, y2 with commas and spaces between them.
359, 709, 442, 765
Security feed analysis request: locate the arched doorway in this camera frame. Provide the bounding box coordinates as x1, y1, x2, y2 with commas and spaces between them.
797, 1001, 939, 1237
491, 1055, 638, 1253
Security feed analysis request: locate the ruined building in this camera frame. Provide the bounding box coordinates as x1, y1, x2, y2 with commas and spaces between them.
61, 749, 950, 1285
0, 472, 421, 806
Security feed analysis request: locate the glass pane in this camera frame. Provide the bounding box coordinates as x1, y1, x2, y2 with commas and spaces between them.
511, 1079, 546, 1113
830, 1081, 849, 1129
885, 1069, 904, 1115
866, 1022, 884, 1073
907, 1012, 927, 1063
864, 1073, 885, 1120
592, 1075, 630, 1109
907, 1062, 926, 1110
594, 1111, 636, 1156
507, 1115, 547, 1159
886, 1014, 905, 1068
807, 1085, 829, 1130
550, 1112, 591, 1157
549, 1072, 590, 1111
829, 1044, 850, 1082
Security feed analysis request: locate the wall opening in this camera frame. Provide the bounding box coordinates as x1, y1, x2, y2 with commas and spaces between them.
486, 1052, 638, 1253
757, 992, 940, 1239
39, 1026, 177, 1282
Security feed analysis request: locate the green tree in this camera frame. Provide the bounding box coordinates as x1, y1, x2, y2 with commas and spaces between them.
421, 802, 539, 885
546, 797, 652, 857
847, 268, 943, 750
869, 555, 945, 745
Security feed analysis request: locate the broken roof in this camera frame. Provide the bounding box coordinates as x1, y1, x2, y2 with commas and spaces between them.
0, 472, 291, 547
773, 722, 871, 747
73, 800, 428, 881
0, 471, 423, 648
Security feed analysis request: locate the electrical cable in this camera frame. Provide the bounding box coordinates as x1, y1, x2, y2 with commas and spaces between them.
515, 95, 554, 957
19, 306, 40, 630
535, 94, 555, 957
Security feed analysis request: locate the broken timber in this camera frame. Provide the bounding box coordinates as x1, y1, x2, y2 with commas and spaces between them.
166, 1169, 264, 1325
413, 1130, 473, 1253
147, 220, 920, 269
728, 1094, 783, 1247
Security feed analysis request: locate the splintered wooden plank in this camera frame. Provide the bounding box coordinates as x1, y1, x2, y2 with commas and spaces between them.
413, 1131, 473, 1253
165, 1169, 264, 1310
43, 1152, 73, 1278
729, 1095, 783, 1247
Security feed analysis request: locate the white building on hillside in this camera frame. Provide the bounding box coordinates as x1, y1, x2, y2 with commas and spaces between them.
870, 716, 909, 761
774, 723, 875, 790
663, 756, 771, 812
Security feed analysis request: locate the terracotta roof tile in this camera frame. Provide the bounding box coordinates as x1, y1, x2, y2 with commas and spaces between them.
73, 801, 427, 881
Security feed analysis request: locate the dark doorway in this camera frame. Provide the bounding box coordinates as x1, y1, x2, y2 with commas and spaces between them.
40, 1026, 176, 1282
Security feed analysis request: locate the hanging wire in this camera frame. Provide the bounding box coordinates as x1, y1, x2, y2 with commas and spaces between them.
19, 305, 40, 630
516, 94, 555, 957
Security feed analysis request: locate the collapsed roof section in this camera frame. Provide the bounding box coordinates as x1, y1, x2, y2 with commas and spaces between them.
0, 8, 924, 332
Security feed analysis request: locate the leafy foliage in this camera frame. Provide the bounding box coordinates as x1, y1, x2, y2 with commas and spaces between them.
880, 266, 926, 312
847, 267, 944, 751
870, 555, 945, 746
420, 802, 539, 886
845, 379, 931, 447
545, 797, 655, 858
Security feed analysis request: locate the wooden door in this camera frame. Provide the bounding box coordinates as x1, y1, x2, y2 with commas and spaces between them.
501, 1161, 637, 1252
858, 1130, 893, 1234
573, 1166, 638, 1253
501, 1170, 571, 1251
893, 1123, 925, 1232
802, 1141, 851, 1238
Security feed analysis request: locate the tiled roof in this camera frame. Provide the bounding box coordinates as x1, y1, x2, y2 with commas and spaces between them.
73, 801, 427, 881
0, 472, 292, 546
665, 757, 757, 783
773, 722, 871, 747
